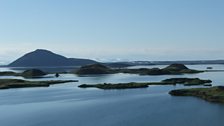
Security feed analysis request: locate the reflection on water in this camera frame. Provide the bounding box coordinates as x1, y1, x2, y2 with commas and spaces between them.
0, 65, 224, 126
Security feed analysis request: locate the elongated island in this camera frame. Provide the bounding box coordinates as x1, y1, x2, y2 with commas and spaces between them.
169, 86, 224, 103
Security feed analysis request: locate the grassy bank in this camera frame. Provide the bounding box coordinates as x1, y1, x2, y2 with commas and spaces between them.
169, 86, 224, 103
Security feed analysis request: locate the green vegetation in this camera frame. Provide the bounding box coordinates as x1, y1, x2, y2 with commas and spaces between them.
0, 79, 78, 89
169, 86, 224, 103
78, 78, 212, 90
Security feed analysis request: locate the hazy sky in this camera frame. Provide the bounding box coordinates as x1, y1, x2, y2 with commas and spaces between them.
0, 0, 224, 64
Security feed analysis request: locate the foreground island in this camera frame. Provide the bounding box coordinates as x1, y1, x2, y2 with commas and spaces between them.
0, 79, 78, 89
78, 78, 212, 89
169, 86, 224, 103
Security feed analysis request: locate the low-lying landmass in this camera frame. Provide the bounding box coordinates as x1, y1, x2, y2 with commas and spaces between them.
76, 64, 114, 75
78, 78, 212, 89
78, 82, 149, 89
169, 86, 224, 103
162, 78, 212, 86
0, 69, 48, 78
76, 63, 203, 75
0, 71, 18, 76
0, 64, 208, 78
21, 69, 47, 78
119, 64, 203, 75
0, 79, 78, 89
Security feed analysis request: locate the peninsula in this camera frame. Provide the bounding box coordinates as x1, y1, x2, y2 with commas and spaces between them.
169, 86, 224, 103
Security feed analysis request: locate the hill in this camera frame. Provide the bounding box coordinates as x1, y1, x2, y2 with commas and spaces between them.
76, 64, 113, 75
8, 49, 97, 67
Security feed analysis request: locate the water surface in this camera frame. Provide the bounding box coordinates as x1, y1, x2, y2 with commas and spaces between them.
0, 65, 224, 126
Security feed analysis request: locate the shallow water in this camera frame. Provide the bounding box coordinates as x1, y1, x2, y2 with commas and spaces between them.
0, 65, 224, 126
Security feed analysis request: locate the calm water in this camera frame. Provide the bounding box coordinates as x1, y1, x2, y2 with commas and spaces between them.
0, 65, 224, 126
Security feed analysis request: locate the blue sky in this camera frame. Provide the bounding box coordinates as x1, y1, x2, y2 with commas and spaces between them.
0, 0, 224, 64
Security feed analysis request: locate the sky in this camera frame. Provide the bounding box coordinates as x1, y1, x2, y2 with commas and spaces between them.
0, 0, 224, 64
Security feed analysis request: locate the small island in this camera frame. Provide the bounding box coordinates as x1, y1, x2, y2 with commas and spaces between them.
0, 79, 78, 89
78, 78, 212, 90
169, 86, 224, 103
121, 64, 203, 75
0, 69, 53, 78
78, 82, 149, 89
76, 64, 114, 75
21, 69, 47, 78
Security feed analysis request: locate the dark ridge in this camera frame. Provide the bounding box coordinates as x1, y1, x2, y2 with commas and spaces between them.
78, 83, 149, 89
21, 69, 47, 78
163, 64, 189, 71
76, 64, 113, 75
162, 78, 212, 86
76, 63, 202, 75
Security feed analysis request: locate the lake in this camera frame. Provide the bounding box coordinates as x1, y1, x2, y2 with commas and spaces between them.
0, 65, 224, 126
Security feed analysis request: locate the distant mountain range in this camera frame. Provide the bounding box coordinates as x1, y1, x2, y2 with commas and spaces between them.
8, 49, 98, 67
141, 60, 224, 65
111, 60, 224, 66
7, 49, 224, 68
